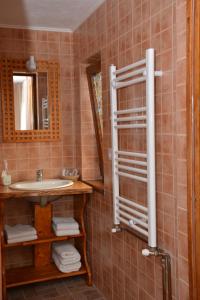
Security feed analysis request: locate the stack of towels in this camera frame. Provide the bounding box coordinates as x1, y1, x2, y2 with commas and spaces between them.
52, 242, 81, 273
52, 217, 80, 236
4, 224, 37, 244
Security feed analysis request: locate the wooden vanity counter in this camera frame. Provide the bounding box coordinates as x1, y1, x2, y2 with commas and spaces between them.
0, 181, 93, 300
0, 181, 93, 199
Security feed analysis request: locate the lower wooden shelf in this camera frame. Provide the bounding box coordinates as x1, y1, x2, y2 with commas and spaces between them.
6, 263, 87, 288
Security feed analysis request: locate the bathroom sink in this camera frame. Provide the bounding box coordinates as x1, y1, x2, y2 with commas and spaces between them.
9, 179, 74, 191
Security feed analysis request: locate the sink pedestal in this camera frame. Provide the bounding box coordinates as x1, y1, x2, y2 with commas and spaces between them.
34, 203, 52, 267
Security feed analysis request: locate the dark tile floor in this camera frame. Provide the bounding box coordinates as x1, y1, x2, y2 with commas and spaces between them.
7, 277, 106, 300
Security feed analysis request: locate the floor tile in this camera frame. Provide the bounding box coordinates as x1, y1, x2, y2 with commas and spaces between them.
7, 277, 106, 300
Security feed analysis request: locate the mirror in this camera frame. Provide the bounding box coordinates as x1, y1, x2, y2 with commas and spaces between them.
13, 72, 49, 130
1, 58, 60, 142
86, 61, 104, 179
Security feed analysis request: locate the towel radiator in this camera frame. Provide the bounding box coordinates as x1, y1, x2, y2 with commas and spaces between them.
110, 48, 162, 249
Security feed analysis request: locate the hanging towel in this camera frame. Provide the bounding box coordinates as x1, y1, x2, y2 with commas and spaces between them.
52, 224, 80, 237
52, 217, 79, 230
7, 234, 38, 244
4, 224, 37, 240
52, 242, 80, 259
52, 252, 81, 273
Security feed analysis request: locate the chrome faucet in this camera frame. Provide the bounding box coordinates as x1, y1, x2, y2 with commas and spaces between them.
36, 169, 43, 181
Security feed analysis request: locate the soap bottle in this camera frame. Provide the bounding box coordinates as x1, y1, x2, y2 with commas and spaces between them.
1, 160, 11, 186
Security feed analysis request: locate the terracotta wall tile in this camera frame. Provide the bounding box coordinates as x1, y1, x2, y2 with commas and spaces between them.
74, 0, 188, 299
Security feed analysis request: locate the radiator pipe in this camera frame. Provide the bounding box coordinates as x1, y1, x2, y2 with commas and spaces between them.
142, 248, 172, 300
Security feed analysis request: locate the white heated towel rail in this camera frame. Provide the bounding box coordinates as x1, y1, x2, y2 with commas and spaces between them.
110, 48, 162, 248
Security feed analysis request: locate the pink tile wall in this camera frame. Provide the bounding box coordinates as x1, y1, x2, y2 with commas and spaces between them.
74, 0, 188, 299
0, 28, 75, 181
0, 28, 76, 269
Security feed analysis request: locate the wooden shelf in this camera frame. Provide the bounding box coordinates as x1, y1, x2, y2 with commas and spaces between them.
0, 188, 92, 298
4, 233, 84, 248
6, 263, 87, 288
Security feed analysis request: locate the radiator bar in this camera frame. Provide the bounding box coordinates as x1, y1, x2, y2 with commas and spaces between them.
115, 151, 147, 158
115, 67, 146, 82
114, 107, 146, 115
115, 76, 146, 89
118, 216, 148, 236
114, 116, 146, 122
116, 164, 147, 175
118, 209, 148, 229
116, 171, 147, 182
115, 158, 147, 167
115, 123, 146, 129
115, 59, 146, 75
117, 196, 148, 212
118, 203, 148, 220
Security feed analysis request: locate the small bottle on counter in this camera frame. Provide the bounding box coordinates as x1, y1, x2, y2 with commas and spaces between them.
1, 160, 11, 186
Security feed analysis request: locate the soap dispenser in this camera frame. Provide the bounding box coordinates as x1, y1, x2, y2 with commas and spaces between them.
1, 160, 11, 186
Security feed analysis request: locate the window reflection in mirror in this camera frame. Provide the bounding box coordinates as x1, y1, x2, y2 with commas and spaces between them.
13, 74, 36, 130
86, 62, 103, 179
13, 72, 49, 131
37, 72, 49, 130
91, 72, 103, 138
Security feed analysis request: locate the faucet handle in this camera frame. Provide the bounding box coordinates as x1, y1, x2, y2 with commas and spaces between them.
36, 169, 43, 181
36, 169, 43, 175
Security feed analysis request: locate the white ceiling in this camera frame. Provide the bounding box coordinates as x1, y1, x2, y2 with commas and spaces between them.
0, 0, 105, 32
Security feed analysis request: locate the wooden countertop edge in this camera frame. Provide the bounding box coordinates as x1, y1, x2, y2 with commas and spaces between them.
83, 180, 104, 194
0, 181, 93, 199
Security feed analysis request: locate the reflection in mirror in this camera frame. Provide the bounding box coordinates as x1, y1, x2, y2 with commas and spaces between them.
13, 74, 36, 130
37, 72, 49, 129
91, 72, 103, 137
13, 72, 49, 131
86, 62, 104, 179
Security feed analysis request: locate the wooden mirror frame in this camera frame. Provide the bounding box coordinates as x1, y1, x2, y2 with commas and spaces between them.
0, 58, 61, 142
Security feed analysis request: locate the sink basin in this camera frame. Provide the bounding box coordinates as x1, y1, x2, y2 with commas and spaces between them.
9, 179, 74, 191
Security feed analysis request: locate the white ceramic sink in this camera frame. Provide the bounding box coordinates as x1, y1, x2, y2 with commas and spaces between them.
9, 179, 74, 191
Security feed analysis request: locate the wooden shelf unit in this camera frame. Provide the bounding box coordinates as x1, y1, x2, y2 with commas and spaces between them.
6, 264, 87, 288
0, 181, 93, 300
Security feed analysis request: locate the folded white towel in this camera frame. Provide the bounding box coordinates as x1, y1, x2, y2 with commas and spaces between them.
52, 224, 80, 237
7, 234, 38, 244
5, 224, 37, 240
52, 242, 80, 259
52, 217, 79, 230
53, 223, 79, 231
52, 250, 81, 265
52, 252, 81, 273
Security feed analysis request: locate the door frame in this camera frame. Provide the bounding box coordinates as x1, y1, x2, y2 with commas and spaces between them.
187, 0, 200, 299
